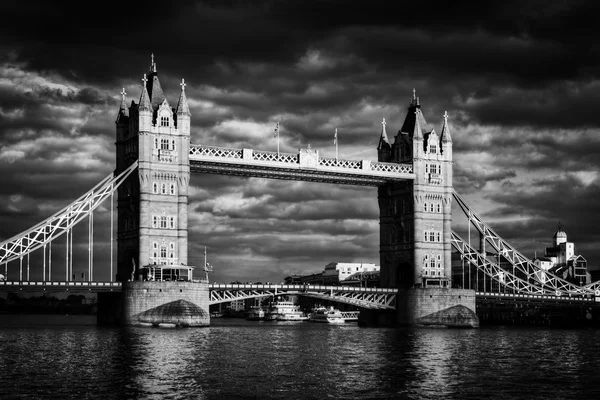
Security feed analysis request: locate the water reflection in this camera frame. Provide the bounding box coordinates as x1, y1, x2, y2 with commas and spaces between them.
3, 316, 600, 399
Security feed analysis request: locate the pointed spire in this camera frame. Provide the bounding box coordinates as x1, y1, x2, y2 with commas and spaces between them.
119, 87, 129, 116
139, 74, 152, 111
377, 117, 390, 150
441, 110, 452, 143
413, 110, 423, 140
176, 78, 191, 116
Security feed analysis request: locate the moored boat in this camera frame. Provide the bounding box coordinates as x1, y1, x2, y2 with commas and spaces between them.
309, 306, 345, 324
264, 300, 309, 321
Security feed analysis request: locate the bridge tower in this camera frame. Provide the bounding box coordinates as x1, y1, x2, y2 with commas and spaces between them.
376, 91, 478, 327
108, 56, 208, 327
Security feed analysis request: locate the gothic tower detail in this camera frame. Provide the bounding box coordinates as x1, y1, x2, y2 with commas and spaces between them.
115, 56, 191, 282
378, 91, 453, 289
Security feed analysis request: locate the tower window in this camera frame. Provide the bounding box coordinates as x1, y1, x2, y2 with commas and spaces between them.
170, 183, 176, 195
169, 216, 175, 229
160, 116, 169, 127
161, 183, 166, 194
161, 247, 167, 258
430, 144, 437, 154
437, 204, 441, 213
152, 216, 158, 228
153, 183, 158, 194
161, 139, 169, 150
424, 202, 428, 212
160, 216, 167, 228
429, 232, 435, 242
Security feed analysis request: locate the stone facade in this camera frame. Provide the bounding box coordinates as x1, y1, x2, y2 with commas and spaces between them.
115, 58, 191, 281
377, 94, 453, 289
121, 281, 209, 327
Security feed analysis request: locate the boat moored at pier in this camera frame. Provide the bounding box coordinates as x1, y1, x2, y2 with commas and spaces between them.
309, 306, 345, 324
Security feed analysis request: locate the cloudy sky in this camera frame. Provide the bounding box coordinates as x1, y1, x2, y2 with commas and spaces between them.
1, 1, 599, 283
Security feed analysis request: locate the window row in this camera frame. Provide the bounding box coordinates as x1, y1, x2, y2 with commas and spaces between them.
423, 253, 443, 276
154, 137, 176, 151
425, 163, 440, 174
423, 202, 442, 213
150, 241, 177, 265
152, 182, 177, 195
151, 215, 177, 229
423, 231, 442, 242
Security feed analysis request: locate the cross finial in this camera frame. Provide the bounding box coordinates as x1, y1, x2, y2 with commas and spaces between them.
413, 88, 416, 99
382, 117, 386, 127
142, 74, 148, 85
180, 78, 186, 91
151, 53, 154, 67
443, 110, 448, 123
120, 87, 126, 99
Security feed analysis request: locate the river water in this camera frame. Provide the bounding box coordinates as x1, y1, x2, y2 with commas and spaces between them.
1, 315, 600, 399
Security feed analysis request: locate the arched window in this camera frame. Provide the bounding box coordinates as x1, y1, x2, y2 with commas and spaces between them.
153, 182, 158, 194
437, 204, 441, 213
424, 202, 428, 212
170, 184, 175, 195
161, 183, 166, 194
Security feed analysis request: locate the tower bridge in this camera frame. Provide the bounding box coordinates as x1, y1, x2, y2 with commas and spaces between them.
1, 56, 598, 327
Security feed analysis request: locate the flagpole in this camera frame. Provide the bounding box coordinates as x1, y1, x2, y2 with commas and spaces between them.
274, 122, 280, 160
335, 128, 338, 160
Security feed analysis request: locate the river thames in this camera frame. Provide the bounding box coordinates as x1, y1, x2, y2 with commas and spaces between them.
1, 315, 600, 399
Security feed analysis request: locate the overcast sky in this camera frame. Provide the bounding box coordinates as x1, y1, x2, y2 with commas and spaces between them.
1, 1, 599, 283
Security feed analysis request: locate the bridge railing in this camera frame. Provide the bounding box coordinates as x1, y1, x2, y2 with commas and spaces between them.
189, 144, 413, 176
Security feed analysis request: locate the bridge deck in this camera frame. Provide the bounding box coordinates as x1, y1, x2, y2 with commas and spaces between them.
189, 144, 414, 186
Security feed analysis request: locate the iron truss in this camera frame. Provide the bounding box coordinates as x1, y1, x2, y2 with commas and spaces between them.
0, 162, 138, 264
189, 144, 414, 186
209, 284, 397, 310
452, 190, 593, 296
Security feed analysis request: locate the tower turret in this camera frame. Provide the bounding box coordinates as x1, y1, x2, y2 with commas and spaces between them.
139, 74, 152, 132
377, 118, 391, 162
176, 78, 191, 134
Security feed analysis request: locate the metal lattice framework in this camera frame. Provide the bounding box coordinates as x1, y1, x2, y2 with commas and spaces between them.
209, 284, 397, 309
0, 162, 138, 265
189, 144, 414, 186
452, 190, 593, 296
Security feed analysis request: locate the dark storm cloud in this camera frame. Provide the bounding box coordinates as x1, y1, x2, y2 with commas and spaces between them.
2, 0, 600, 282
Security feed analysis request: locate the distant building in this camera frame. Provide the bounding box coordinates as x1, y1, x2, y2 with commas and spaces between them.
533, 225, 590, 286
284, 262, 380, 286
322, 262, 379, 284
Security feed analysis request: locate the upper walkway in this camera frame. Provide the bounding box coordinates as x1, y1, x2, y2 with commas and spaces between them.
189, 144, 414, 186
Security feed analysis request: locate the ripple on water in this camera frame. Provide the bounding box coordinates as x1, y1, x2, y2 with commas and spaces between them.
2, 316, 600, 399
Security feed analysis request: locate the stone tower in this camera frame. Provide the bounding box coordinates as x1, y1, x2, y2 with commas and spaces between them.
114, 56, 191, 282
378, 91, 453, 289
372, 91, 477, 327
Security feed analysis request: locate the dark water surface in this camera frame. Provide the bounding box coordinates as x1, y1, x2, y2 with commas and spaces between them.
1, 315, 600, 399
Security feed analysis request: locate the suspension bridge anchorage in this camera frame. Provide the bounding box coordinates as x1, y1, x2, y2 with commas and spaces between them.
452, 190, 595, 298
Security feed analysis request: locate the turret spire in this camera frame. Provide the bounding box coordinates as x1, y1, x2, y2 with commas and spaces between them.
176, 78, 191, 116
440, 110, 452, 143
139, 74, 151, 110
119, 88, 128, 115
377, 117, 390, 150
